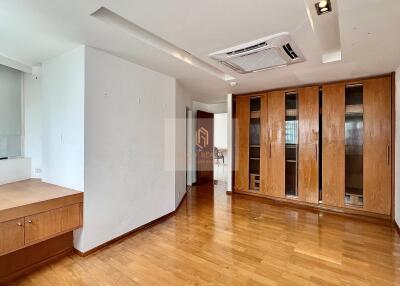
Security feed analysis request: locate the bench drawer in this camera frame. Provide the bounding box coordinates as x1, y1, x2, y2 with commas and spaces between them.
25, 204, 80, 244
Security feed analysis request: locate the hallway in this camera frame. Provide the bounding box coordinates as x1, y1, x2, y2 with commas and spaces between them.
12, 184, 400, 285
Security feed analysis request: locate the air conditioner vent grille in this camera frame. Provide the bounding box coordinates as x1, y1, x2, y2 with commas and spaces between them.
226, 41, 268, 56
282, 43, 298, 60
209, 32, 305, 73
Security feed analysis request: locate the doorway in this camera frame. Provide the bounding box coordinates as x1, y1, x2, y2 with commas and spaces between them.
213, 113, 228, 185
196, 110, 214, 185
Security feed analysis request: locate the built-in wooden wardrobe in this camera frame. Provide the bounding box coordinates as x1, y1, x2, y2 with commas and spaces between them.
234, 75, 393, 217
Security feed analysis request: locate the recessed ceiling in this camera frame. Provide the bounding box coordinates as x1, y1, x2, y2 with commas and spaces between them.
0, 0, 399, 103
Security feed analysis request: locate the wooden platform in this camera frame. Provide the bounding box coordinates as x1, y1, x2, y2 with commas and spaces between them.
10, 183, 400, 285
0, 179, 83, 223
0, 179, 83, 283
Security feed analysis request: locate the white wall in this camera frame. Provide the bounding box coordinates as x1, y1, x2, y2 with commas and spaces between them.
75, 47, 176, 252
214, 113, 227, 149
0, 158, 30, 185
395, 68, 400, 224
175, 82, 192, 207
41, 46, 85, 191
23, 73, 42, 178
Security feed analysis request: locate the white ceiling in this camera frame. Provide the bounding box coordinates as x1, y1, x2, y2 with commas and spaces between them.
0, 0, 399, 103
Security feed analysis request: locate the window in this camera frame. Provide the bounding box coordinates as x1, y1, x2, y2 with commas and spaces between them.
0, 64, 22, 158
285, 120, 298, 145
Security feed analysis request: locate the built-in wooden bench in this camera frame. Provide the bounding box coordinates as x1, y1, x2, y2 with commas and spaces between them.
0, 179, 83, 283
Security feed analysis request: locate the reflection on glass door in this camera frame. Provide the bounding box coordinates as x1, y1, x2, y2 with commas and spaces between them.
285, 92, 298, 197
345, 84, 363, 206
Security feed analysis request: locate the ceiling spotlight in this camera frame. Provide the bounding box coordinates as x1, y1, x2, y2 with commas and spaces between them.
315, 0, 332, 15
229, 81, 237, 87
318, 0, 327, 8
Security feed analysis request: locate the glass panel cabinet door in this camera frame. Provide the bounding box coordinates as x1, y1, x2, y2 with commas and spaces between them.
285, 92, 298, 197
344, 84, 364, 207
249, 97, 261, 191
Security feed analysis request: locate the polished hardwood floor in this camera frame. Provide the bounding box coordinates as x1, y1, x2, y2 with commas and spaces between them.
10, 183, 400, 285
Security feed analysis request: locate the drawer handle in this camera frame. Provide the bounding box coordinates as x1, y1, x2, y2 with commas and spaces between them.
17, 222, 22, 226
27, 220, 32, 223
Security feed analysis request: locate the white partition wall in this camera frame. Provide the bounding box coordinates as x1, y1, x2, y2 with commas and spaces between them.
77, 47, 177, 252
18, 45, 191, 253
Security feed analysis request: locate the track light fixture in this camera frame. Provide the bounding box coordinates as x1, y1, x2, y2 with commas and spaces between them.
315, 0, 332, 15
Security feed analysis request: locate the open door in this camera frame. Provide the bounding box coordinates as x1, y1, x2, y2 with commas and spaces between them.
196, 110, 214, 185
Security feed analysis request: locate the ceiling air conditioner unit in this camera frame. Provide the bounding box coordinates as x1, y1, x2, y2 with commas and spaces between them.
209, 32, 305, 74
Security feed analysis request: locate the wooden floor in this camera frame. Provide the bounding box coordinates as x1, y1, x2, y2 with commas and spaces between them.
10, 183, 400, 285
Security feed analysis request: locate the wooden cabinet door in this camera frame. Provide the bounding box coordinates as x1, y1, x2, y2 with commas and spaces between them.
60, 203, 81, 230
363, 77, 392, 215
0, 218, 24, 255
322, 83, 345, 207
234, 96, 250, 192
266, 91, 285, 198
298, 86, 319, 203
260, 94, 269, 195
25, 204, 80, 244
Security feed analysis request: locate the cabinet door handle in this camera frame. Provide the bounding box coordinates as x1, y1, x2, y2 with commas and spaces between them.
17, 222, 22, 226
315, 144, 318, 162
387, 145, 390, 165
269, 143, 272, 158
27, 220, 32, 224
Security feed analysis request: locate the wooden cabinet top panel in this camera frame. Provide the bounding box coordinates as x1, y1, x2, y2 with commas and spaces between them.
0, 179, 83, 223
